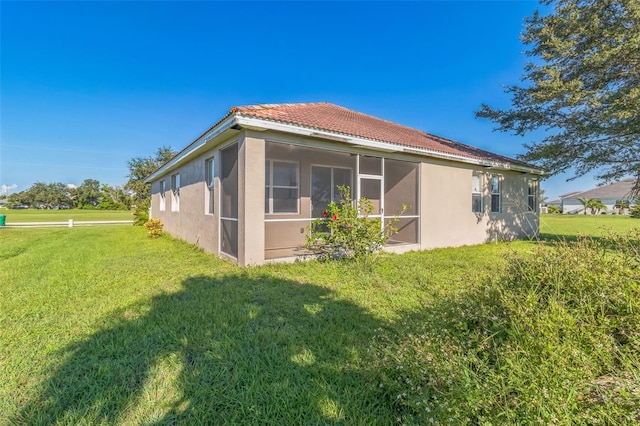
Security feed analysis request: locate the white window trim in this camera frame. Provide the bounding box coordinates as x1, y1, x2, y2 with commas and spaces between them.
472, 173, 483, 214
265, 160, 300, 215
490, 174, 501, 213
171, 173, 180, 212
528, 179, 538, 212
159, 180, 166, 212
205, 157, 215, 215
310, 164, 353, 217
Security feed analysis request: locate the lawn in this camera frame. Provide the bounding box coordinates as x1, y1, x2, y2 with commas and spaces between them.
540, 213, 639, 239
0, 208, 132, 223
1, 215, 638, 424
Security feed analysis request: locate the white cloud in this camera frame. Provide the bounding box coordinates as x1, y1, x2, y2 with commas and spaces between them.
1, 184, 18, 195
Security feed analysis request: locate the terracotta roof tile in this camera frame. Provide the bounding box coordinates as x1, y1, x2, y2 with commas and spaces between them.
232, 102, 533, 167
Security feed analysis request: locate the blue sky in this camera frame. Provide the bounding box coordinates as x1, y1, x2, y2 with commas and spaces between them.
2, 1, 600, 200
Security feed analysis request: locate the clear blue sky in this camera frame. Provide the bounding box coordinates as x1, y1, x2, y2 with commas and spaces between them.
1, 1, 599, 200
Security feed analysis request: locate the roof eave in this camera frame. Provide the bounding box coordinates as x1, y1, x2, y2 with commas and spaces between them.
144, 115, 237, 183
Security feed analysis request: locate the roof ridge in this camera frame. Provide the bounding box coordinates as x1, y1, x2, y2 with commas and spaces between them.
231, 102, 330, 113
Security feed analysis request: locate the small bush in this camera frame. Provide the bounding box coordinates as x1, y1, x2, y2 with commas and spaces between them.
144, 218, 163, 238
547, 205, 561, 214
630, 205, 640, 219
133, 199, 150, 226
376, 232, 640, 424
305, 186, 406, 262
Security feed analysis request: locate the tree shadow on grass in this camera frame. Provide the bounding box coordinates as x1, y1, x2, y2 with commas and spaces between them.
14, 274, 390, 425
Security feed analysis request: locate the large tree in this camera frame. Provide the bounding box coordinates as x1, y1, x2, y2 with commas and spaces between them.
125, 146, 175, 204
476, 0, 640, 193
72, 179, 102, 208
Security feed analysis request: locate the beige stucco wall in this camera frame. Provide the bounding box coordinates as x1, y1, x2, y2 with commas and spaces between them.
150, 149, 218, 254
149, 136, 240, 256
237, 135, 265, 266
149, 128, 540, 266
420, 160, 538, 249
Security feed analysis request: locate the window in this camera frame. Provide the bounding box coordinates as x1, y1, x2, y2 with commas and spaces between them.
472, 173, 483, 213
171, 173, 180, 212
205, 157, 214, 214
311, 166, 352, 217
265, 160, 299, 214
490, 175, 501, 213
528, 179, 538, 212
159, 180, 166, 211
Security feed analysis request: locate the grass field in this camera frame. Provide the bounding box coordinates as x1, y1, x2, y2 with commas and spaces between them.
1, 215, 638, 424
0, 208, 132, 223
540, 213, 640, 240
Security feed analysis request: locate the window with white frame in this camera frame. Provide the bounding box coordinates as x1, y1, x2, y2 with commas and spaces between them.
159, 180, 166, 211
528, 179, 538, 212
205, 157, 214, 214
311, 166, 352, 217
472, 173, 483, 213
171, 173, 180, 212
265, 160, 299, 214
490, 175, 501, 213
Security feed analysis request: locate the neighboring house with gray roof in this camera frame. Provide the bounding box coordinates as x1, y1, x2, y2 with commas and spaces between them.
145, 102, 543, 266
561, 179, 637, 214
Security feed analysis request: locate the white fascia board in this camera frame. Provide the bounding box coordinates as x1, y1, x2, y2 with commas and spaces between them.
236, 115, 544, 175
144, 116, 235, 183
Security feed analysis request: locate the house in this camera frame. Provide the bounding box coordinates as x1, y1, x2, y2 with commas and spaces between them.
145, 102, 543, 266
561, 179, 637, 214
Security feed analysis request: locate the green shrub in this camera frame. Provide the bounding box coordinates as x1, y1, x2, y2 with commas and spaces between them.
547, 205, 561, 214
133, 199, 150, 226
144, 218, 163, 237
630, 203, 640, 219
377, 232, 640, 424
305, 186, 405, 262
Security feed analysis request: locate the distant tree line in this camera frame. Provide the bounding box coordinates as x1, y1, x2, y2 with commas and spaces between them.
6, 180, 132, 210
4, 146, 176, 215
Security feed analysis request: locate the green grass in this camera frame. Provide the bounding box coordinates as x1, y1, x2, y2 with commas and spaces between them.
540, 213, 639, 240
1, 216, 638, 424
0, 208, 132, 223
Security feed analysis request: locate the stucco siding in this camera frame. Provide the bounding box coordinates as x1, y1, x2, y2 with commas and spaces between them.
238, 135, 265, 265
421, 161, 537, 249
149, 129, 540, 266
150, 149, 219, 254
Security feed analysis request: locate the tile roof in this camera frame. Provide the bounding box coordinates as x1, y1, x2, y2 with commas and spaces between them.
230, 102, 535, 168
563, 179, 636, 200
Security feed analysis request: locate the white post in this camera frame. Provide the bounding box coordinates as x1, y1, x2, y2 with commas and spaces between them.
68, 219, 74, 228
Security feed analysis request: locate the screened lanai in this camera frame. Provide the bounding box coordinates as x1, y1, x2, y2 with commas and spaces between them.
262, 141, 419, 260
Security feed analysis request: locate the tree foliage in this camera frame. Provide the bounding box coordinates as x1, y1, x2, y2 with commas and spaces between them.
125, 146, 175, 204
476, 0, 640, 193
6, 181, 130, 210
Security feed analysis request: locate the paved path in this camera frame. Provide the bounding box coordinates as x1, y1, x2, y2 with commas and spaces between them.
2, 220, 133, 228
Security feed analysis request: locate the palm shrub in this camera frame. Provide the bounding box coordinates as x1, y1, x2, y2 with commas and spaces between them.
132, 199, 150, 226
305, 186, 405, 261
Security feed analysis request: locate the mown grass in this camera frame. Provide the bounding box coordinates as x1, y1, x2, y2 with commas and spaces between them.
1, 215, 638, 424
540, 213, 639, 240
0, 208, 132, 223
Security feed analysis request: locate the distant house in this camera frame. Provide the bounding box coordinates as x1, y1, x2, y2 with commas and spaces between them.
561, 179, 637, 214
145, 102, 543, 266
